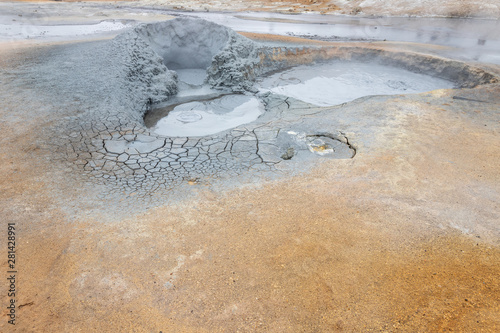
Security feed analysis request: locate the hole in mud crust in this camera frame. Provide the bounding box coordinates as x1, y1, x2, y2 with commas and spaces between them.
306, 134, 356, 159
281, 147, 295, 160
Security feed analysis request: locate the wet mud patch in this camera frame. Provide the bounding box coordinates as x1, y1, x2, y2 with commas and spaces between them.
306, 134, 355, 158
277, 131, 356, 161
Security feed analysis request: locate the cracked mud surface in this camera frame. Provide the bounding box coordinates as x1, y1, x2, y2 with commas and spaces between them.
1, 15, 500, 333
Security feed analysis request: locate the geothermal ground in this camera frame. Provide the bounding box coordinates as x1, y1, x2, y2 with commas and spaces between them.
1, 1, 500, 332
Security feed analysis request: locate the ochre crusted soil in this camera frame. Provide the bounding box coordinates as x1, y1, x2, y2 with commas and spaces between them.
1, 36, 500, 333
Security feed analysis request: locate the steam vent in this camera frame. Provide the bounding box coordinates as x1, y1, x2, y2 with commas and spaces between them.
1, 4, 500, 332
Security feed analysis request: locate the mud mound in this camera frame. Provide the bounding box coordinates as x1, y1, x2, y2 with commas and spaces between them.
114, 17, 261, 94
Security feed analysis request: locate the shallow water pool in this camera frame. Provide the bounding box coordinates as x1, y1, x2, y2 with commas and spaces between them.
256, 62, 455, 106
151, 94, 264, 137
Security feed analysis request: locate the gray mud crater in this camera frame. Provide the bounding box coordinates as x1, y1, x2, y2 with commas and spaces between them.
30, 17, 497, 207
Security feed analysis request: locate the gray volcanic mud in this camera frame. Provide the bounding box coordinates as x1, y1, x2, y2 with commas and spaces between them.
20, 17, 497, 217
255, 62, 455, 106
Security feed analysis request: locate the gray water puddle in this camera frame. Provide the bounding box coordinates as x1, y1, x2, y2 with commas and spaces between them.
184, 12, 500, 49
256, 61, 455, 106
178, 11, 500, 64
150, 94, 264, 137
0, 20, 130, 40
